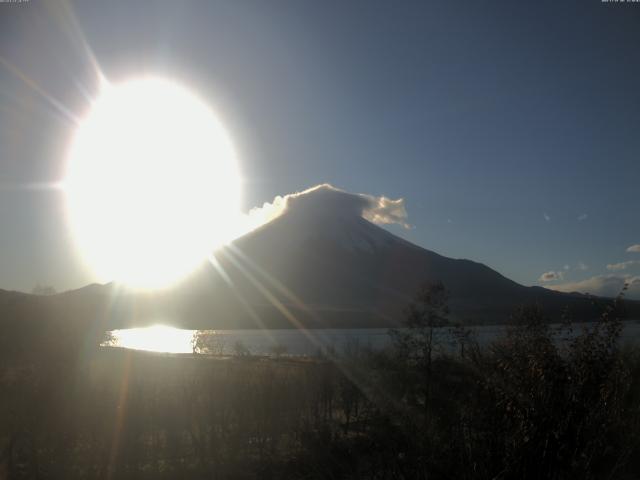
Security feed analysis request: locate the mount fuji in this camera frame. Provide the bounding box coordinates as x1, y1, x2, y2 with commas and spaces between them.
5, 185, 639, 330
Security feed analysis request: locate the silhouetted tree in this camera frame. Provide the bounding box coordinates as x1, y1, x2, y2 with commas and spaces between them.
390, 281, 450, 415
470, 297, 635, 479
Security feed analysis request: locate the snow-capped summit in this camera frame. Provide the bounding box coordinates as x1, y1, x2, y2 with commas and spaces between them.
239, 184, 407, 254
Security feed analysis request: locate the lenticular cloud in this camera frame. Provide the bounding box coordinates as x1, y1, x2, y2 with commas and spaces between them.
244, 184, 410, 233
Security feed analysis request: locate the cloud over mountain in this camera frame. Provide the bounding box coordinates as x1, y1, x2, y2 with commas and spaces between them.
539, 271, 563, 282
244, 184, 410, 232
607, 260, 640, 271
547, 275, 640, 300
627, 245, 640, 253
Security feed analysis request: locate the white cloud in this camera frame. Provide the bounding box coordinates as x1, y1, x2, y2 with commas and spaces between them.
606, 260, 640, 271
627, 244, 640, 253
547, 275, 640, 300
578, 213, 588, 221
242, 184, 410, 234
539, 271, 564, 282
243, 195, 288, 231
563, 264, 570, 271
577, 262, 588, 271
543, 213, 551, 222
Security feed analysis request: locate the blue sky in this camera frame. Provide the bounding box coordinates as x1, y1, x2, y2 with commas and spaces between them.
0, 0, 639, 294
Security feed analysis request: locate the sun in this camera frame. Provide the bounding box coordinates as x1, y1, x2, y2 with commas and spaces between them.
65, 77, 241, 289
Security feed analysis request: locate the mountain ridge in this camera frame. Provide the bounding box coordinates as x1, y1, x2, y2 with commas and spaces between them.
6, 185, 640, 329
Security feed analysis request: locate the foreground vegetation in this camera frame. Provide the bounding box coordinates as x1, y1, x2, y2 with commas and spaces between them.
1, 284, 639, 479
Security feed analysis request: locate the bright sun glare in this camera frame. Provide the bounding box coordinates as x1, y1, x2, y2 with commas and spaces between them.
111, 325, 195, 354
65, 77, 241, 288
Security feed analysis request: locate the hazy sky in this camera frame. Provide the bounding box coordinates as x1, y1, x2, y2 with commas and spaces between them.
0, 0, 639, 294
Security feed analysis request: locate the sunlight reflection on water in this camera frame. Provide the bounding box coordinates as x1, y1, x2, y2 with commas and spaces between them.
110, 325, 196, 353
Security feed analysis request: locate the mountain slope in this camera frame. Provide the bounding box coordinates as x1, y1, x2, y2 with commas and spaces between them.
203, 197, 632, 328
8, 186, 640, 329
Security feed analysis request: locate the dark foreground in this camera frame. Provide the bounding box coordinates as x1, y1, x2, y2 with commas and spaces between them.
1, 287, 640, 479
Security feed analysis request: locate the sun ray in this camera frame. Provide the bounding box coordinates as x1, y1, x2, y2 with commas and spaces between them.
221, 245, 408, 409
227, 244, 322, 322
43, 0, 106, 86
207, 253, 270, 331
218, 248, 333, 355
107, 351, 132, 480
0, 55, 80, 125
220, 248, 305, 331
224, 245, 346, 353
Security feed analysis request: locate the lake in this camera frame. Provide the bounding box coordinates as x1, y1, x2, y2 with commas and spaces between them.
108, 321, 640, 356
